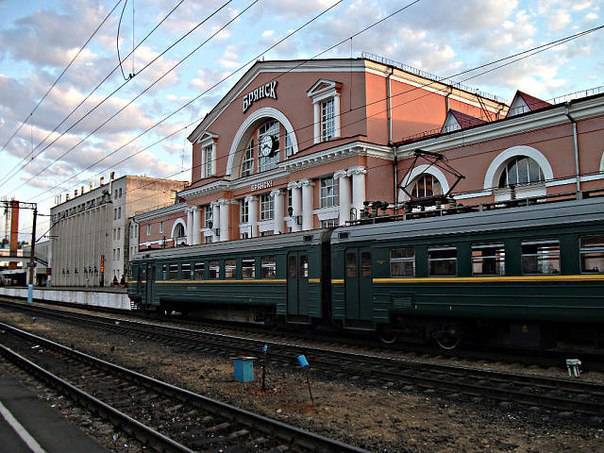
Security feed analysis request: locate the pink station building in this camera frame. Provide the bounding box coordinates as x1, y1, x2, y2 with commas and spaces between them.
134, 55, 604, 250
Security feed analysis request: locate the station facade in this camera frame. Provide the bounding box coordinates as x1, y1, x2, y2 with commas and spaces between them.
136, 56, 604, 250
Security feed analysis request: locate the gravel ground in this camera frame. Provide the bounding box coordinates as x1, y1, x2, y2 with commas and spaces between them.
1, 310, 603, 452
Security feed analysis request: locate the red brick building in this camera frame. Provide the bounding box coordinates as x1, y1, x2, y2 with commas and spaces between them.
135, 56, 604, 250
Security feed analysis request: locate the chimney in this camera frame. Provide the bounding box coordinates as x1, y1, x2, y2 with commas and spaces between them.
110, 171, 115, 180
66, 193, 70, 201
100, 176, 105, 186
74, 189, 78, 197
81, 185, 85, 195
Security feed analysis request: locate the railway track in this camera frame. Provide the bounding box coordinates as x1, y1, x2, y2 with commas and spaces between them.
0, 321, 366, 452
2, 299, 604, 420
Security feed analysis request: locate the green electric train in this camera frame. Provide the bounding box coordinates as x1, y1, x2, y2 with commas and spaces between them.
128, 195, 604, 348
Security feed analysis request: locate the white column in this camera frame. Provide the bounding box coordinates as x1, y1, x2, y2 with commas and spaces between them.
349, 167, 367, 220
211, 202, 220, 240
186, 208, 193, 244
271, 189, 284, 234
219, 199, 229, 242
301, 179, 314, 230
334, 170, 351, 225
288, 182, 302, 232
246, 195, 258, 238
334, 94, 341, 138
192, 207, 201, 245
313, 102, 320, 144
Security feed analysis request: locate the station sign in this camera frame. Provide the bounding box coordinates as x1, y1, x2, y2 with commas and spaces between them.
250, 180, 273, 192
242, 81, 278, 112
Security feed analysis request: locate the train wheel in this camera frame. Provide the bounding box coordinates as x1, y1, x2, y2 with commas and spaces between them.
433, 325, 461, 350
378, 328, 400, 345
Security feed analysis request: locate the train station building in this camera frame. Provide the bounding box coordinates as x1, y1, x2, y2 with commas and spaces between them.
135, 55, 604, 250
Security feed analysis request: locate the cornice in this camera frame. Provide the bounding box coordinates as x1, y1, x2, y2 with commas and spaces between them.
134, 203, 186, 222
179, 180, 231, 199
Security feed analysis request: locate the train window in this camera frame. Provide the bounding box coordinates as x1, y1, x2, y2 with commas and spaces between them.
288, 255, 297, 278
361, 252, 372, 277
390, 248, 415, 277
181, 263, 192, 280
208, 261, 220, 279
428, 247, 457, 276
300, 255, 309, 278
521, 240, 560, 275
193, 262, 205, 279
242, 258, 256, 279
580, 235, 604, 274
472, 243, 505, 276
168, 264, 179, 279
346, 252, 357, 278
161, 264, 167, 280
261, 256, 276, 279
224, 259, 236, 279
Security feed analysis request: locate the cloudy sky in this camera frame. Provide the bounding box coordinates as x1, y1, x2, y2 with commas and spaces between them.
0, 0, 602, 236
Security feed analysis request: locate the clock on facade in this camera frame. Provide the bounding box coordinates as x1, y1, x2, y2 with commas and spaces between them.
260, 135, 274, 157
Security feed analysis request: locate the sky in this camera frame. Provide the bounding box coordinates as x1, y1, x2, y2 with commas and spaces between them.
0, 0, 602, 238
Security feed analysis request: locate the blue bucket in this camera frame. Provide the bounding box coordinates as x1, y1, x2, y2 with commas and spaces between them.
297, 354, 310, 368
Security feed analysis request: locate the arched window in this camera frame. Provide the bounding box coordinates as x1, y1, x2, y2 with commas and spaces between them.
173, 223, 185, 239
241, 139, 254, 177
411, 174, 442, 198
238, 119, 282, 177
498, 156, 544, 188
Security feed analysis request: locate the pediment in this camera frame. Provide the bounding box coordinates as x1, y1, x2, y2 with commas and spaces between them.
307, 79, 340, 97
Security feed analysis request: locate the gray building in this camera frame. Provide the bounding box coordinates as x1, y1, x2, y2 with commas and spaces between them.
49, 175, 187, 287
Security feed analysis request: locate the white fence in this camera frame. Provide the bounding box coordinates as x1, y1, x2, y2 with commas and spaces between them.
0, 287, 131, 310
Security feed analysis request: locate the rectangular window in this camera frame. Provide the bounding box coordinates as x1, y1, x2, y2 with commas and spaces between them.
321, 97, 335, 141
224, 259, 236, 279
114, 208, 117, 220
300, 255, 309, 278
203, 144, 215, 178
118, 187, 122, 198
390, 247, 415, 277
346, 251, 357, 278
181, 263, 191, 280
193, 262, 205, 280
521, 240, 560, 275
118, 207, 121, 219
159, 221, 164, 234
208, 260, 220, 279
146, 224, 151, 236
162, 264, 167, 280
260, 193, 273, 221
117, 228, 120, 240
428, 247, 457, 276
261, 256, 276, 279
320, 219, 338, 228
240, 198, 249, 224
242, 258, 256, 279
168, 264, 179, 280
580, 235, 604, 273
320, 176, 338, 208
204, 206, 213, 228
472, 243, 505, 276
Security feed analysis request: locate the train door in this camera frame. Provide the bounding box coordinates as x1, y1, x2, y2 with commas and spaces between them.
287, 252, 310, 319
145, 263, 155, 307
344, 248, 373, 322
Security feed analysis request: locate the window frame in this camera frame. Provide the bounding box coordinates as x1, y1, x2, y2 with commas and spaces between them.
242, 257, 256, 279
579, 235, 604, 274
320, 97, 335, 142
390, 247, 415, 278
193, 262, 205, 280
208, 260, 220, 279
428, 246, 457, 276
471, 243, 506, 276
260, 193, 274, 221
261, 255, 276, 279
521, 239, 561, 275
319, 175, 338, 208
224, 259, 237, 279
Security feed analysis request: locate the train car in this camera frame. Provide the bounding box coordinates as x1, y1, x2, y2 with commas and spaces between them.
330, 195, 604, 348
128, 229, 331, 325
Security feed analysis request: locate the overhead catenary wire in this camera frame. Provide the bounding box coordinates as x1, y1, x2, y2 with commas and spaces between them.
7, 0, 244, 194
0, 0, 124, 158
24, 0, 348, 201
0, 0, 186, 190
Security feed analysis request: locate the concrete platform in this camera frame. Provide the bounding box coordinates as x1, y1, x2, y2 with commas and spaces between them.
0, 372, 108, 453
0, 287, 130, 310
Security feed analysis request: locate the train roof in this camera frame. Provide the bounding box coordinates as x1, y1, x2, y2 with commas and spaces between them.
132, 228, 330, 261
331, 196, 604, 244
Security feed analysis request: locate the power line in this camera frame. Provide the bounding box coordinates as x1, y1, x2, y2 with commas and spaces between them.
0, 0, 124, 161
0, 0, 186, 189
25, 0, 347, 200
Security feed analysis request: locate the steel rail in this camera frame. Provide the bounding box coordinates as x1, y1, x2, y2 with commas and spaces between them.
0, 321, 368, 452
2, 300, 604, 418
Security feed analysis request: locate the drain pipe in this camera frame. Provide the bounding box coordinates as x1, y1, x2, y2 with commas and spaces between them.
386, 67, 393, 144
565, 102, 581, 194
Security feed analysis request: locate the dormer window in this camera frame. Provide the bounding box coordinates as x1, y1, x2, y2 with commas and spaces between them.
307, 79, 342, 144
199, 132, 218, 179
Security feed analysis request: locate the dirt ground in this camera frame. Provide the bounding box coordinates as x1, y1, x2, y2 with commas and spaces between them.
0, 310, 603, 452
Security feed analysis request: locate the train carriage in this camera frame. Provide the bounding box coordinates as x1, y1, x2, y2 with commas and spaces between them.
129, 229, 331, 325
330, 196, 604, 347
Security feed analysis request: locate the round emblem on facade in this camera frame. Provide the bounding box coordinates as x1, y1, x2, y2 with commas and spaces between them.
260, 135, 273, 157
